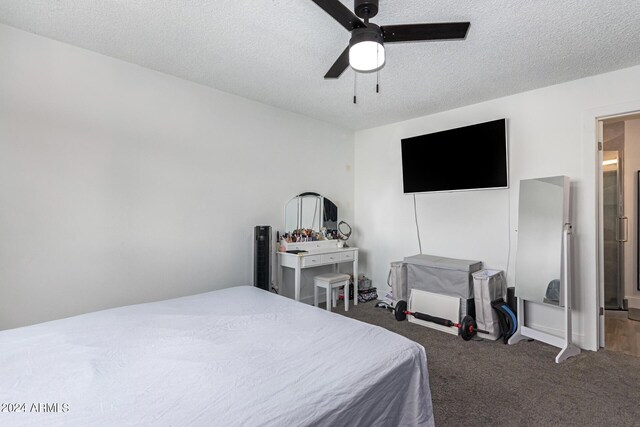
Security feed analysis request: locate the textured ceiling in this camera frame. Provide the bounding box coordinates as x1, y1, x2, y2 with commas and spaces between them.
1, 1, 639, 130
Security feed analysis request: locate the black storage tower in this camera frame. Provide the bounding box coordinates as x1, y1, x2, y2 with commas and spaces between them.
254, 226, 271, 291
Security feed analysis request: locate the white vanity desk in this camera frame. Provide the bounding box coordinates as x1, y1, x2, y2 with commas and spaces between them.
277, 243, 359, 304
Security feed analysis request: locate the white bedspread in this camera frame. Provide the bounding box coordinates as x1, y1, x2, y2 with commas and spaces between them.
0, 286, 433, 426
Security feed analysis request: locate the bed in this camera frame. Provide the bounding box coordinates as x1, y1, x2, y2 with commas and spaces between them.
0, 286, 433, 426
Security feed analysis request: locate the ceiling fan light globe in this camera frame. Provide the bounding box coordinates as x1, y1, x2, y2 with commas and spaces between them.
349, 41, 385, 72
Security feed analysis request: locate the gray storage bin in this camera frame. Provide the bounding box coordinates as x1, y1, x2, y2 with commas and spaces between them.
472, 269, 507, 340
387, 261, 407, 302
404, 254, 482, 322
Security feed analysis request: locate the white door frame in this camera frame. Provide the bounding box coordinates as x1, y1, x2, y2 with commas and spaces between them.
587, 101, 640, 349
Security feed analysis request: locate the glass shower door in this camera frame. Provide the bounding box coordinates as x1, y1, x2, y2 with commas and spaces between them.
603, 150, 625, 310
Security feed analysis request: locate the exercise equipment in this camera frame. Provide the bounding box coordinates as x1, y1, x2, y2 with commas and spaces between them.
491, 299, 518, 344
393, 300, 488, 341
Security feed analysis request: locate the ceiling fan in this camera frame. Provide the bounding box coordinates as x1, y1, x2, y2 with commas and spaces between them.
311, 0, 470, 79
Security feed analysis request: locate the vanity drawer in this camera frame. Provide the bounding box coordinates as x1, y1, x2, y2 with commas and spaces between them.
321, 253, 340, 264
340, 251, 355, 261
302, 255, 322, 267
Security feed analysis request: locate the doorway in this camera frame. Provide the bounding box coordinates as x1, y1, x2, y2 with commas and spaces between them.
599, 112, 640, 356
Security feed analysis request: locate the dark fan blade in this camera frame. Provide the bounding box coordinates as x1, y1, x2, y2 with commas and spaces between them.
382, 22, 470, 43
311, 0, 366, 31
324, 46, 350, 79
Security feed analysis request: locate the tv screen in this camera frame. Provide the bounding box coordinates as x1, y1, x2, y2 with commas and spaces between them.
401, 119, 508, 194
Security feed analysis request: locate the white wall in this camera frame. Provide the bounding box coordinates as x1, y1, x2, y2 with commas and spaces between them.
0, 24, 354, 330
624, 119, 640, 308
355, 64, 640, 351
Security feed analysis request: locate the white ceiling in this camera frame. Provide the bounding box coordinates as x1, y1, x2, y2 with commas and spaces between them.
1, 1, 639, 130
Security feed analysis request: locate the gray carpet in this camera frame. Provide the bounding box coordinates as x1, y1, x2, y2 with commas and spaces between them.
333, 300, 640, 427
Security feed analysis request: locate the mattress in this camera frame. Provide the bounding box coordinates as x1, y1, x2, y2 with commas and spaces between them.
0, 286, 433, 426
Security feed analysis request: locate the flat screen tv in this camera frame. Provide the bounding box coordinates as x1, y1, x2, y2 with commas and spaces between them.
401, 118, 508, 194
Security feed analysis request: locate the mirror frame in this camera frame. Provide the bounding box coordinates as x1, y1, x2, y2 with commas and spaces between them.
284, 192, 338, 234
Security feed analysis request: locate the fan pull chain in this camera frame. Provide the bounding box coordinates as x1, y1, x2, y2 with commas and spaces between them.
376, 42, 381, 94
353, 72, 357, 104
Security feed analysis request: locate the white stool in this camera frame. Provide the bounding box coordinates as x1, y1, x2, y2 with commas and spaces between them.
314, 273, 351, 312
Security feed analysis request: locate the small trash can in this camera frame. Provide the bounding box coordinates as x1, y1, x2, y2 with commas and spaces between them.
472, 269, 507, 340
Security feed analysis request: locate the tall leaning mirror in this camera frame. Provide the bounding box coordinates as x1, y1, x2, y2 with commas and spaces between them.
515, 176, 570, 306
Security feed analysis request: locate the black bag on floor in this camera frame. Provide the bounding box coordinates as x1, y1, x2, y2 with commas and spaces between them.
491, 299, 518, 344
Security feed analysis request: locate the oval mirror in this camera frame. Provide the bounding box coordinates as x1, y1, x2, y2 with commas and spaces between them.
284, 192, 338, 234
